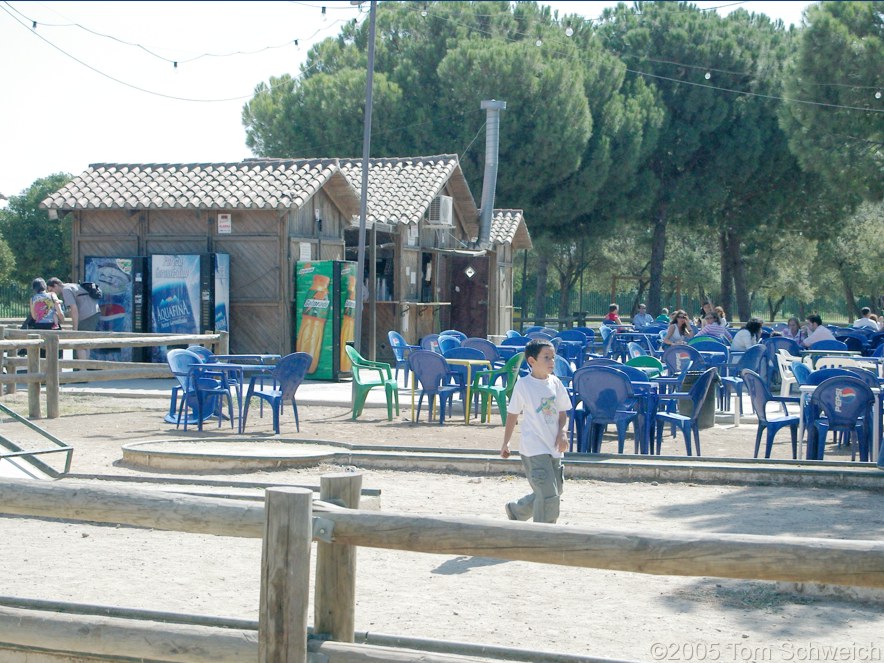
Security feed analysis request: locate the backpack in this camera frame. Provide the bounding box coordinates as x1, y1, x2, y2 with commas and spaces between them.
79, 282, 103, 300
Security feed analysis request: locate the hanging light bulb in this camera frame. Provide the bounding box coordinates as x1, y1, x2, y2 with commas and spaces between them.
876, 91, 882, 99
321, 6, 327, 21
173, 61, 178, 69
535, 38, 543, 47
31, 20, 37, 29
704, 72, 711, 80
565, 26, 574, 37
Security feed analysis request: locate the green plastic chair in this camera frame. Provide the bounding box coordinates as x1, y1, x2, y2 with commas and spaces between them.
470, 352, 525, 424
344, 345, 400, 421
625, 355, 664, 378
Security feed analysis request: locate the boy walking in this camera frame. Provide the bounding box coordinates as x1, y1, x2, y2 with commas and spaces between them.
500, 339, 572, 523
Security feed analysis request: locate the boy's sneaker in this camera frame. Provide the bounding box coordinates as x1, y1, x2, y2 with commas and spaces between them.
505, 503, 517, 521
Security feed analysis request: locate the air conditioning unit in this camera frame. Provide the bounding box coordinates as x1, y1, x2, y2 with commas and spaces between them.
426, 195, 453, 226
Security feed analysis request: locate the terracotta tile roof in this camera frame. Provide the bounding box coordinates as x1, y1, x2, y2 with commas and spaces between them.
489, 209, 532, 249
339, 155, 479, 229
40, 160, 359, 212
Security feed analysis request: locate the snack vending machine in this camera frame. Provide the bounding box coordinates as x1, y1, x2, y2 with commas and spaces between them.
294, 260, 356, 380
83, 256, 149, 361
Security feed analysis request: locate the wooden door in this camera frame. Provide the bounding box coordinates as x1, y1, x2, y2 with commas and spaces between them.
448, 255, 488, 338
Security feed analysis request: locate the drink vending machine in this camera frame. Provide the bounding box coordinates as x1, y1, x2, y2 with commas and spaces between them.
83, 256, 149, 361
294, 260, 356, 380
150, 254, 230, 361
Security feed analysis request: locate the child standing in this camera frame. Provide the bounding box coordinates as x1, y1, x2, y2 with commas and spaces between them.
500, 339, 572, 523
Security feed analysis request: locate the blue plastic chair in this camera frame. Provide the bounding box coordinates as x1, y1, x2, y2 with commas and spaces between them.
242, 352, 311, 434
834, 332, 868, 354
661, 344, 704, 376
505, 329, 521, 339
420, 333, 441, 353
626, 341, 646, 360
719, 344, 768, 415
790, 361, 811, 386
443, 346, 486, 406
762, 337, 802, 385
554, 354, 575, 390
556, 329, 589, 365
437, 335, 462, 354
461, 337, 505, 369
571, 365, 639, 454
807, 376, 875, 461
809, 339, 849, 351
388, 330, 420, 386
654, 367, 718, 456
167, 348, 234, 431
408, 350, 463, 425
440, 329, 467, 343
741, 369, 799, 459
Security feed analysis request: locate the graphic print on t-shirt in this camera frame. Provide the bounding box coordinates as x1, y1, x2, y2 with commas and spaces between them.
535, 395, 557, 423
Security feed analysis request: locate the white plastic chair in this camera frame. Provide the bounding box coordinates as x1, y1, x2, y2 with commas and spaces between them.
815, 356, 860, 370
775, 349, 798, 397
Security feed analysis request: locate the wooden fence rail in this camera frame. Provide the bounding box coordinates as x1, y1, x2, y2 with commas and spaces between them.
2, 475, 883, 662
0, 327, 227, 419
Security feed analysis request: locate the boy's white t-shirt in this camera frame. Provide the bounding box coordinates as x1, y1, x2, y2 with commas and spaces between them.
507, 373, 572, 458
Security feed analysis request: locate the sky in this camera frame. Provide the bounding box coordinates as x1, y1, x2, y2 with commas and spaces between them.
0, 1, 814, 206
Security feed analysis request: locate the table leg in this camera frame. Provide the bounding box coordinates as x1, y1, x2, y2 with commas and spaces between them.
464, 365, 471, 424
797, 392, 807, 460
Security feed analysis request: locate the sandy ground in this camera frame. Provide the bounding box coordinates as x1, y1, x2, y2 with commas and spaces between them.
1, 391, 883, 662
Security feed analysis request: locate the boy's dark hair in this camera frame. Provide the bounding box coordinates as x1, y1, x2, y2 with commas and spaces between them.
746, 318, 763, 335
524, 338, 554, 361
860, 306, 871, 316
806, 313, 823, 326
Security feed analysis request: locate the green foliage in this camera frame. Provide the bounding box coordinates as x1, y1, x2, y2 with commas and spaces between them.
0, 173, 72, 284
780, 1, 884, 201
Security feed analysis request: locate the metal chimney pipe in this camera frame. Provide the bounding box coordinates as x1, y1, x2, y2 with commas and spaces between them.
477, 99, 506, 249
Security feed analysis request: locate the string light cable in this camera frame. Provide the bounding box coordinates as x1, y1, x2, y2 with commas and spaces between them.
0, 1, 349, 102
402, 2, 882, 112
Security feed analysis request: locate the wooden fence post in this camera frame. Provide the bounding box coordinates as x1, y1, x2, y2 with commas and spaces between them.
44, 334, 59, 419
0, 324, 8, 396
314, 472, 362, 642
259, 487, 312, 663
27, 334, 40, 419
218, 331, 230, 355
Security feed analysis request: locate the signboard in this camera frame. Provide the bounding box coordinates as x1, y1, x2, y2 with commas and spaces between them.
217, 213, 232, 234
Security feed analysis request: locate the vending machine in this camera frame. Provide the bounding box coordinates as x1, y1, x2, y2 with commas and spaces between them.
294, 260, 356, 380
150, 254, 230, 361
83, 256, 149, 361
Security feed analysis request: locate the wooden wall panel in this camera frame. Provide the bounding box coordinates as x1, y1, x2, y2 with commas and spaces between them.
229, 302, 287, 355
148, 210, 206, 236
80, 211, 140, 236
212, 210, 278, 236
213, 238, 280, 301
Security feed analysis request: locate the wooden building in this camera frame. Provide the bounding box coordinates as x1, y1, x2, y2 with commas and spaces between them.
41, 155, 530, 357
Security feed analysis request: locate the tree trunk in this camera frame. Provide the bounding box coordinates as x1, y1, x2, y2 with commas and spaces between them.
840, 267, 858, 321
533, 252, 549, 325
558, 278, 570, 322
719, 229, 733, 320
767, 296, 785, 322
728, 228, 751, 322
647, 204, 667, 315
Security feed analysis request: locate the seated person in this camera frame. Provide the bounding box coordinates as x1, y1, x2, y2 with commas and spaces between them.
853, 307, 878, 330
655, 307, 670, 323
780, 317, 806, 344
802, 314, 835, 347
714, 306, 728, 328
632, 303, 654, 328
603, 303, 623, 326
661, 310, 693, 346
699, 313, 733, 342
730, 318, 763, 351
